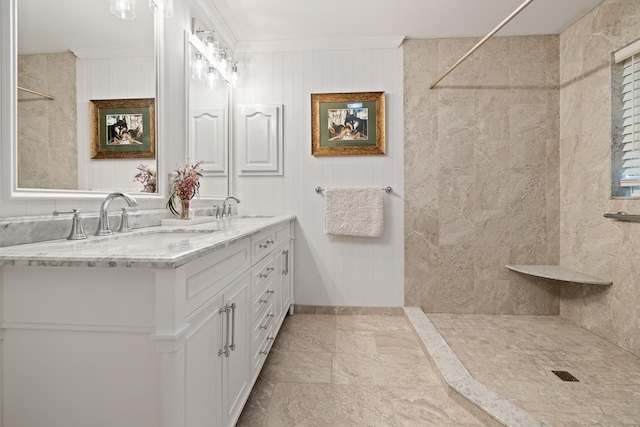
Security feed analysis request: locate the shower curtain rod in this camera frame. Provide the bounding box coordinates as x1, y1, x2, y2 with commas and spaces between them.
429, 0, 535, 89
18, 86, 55, 100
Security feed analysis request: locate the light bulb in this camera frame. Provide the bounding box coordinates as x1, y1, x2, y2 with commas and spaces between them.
206, 67, 218, 90
192, 53, 205, 81
110, 0, 136, 20
231, 62, 239, 87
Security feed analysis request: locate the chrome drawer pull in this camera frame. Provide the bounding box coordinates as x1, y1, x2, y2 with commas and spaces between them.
266, 239, 274, 244
259, 349, 268, 355
260, 312, 275, 329
259, 273, 268, 278
267, 289, 275, 294
267, 267, 274, 272
218, 305, 230, 357
259, 243, 268, 249
267, 336, 275, 341
229, 303, 237, 351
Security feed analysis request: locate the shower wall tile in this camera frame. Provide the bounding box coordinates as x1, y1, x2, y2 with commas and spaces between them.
559, 0, 640, 356
404, 36, 560, 315
18, 52, 77, 190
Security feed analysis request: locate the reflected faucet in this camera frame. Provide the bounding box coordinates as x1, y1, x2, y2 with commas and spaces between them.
222, 196, 240, 218
95, 192, 139, 236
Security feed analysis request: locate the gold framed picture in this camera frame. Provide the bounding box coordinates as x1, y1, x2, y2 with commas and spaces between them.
89, 98, 155, 159
311, 91, 385, 156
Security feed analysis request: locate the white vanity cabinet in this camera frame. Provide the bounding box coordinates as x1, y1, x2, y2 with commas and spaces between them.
0, 217, 295, 427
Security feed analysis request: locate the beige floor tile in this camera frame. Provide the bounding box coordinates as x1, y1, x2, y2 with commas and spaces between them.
288, 329, 377, 354
335, 314, 411, 332
430, 313, 640, 426
332, 352, 439, 387
241, 314, 481, 427
383, 386, 485, 427
261, 349, 332, 384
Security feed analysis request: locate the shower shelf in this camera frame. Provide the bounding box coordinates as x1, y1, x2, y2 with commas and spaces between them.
506, 265, 612, 286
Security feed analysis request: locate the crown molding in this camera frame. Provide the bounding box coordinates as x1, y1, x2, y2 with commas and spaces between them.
235, 36, 405, 53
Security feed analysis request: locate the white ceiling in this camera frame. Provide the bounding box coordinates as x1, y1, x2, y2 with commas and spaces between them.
17, 0, 154, 54
208, 0, 604, 45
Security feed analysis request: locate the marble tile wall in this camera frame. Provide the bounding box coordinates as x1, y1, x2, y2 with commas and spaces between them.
18, 52, 78, 190
559, 0, 640, 357
404, 36, 560, 315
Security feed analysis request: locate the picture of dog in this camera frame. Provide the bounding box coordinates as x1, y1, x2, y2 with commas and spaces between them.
106, 114, 144, 145
327, 108, 369, 141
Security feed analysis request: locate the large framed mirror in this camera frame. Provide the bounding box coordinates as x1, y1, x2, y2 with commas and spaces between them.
3, 0, 162, 198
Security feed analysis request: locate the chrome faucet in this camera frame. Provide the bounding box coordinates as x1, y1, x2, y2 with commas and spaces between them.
95, 192, 139, 235
222, 196, 240, 218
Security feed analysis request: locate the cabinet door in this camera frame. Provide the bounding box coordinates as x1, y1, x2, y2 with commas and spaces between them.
222, 273, 252, 427
185, 295, 225, 427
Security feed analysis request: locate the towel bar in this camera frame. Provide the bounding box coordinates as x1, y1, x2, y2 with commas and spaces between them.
603, 212, 640, 222
315, 186, 392, 194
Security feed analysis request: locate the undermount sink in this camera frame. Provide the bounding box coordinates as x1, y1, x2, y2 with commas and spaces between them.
73, 230, 216, 249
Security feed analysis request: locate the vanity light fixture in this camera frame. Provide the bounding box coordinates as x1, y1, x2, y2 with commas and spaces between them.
190, 18, 239, 85
110, 0, 136, 20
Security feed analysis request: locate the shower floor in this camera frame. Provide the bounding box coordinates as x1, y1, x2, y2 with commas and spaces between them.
428, 313, 640, 426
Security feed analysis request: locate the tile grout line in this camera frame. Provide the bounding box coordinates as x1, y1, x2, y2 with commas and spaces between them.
404, 307, 549, 427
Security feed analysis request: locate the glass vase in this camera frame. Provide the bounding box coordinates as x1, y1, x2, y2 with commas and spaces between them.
180, 199, 192, 220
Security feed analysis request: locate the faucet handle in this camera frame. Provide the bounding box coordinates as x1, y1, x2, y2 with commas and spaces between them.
118, 208, 133, 233
53, 209, 87, 240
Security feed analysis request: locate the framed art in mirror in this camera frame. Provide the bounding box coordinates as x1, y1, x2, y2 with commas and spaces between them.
89, 98, 156, 160
311, 91, 385, 156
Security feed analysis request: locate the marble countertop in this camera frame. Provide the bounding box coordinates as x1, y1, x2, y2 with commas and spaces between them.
0, 215, 295, 269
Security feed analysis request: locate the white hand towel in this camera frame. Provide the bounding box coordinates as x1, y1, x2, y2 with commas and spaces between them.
324, 187, 384, 237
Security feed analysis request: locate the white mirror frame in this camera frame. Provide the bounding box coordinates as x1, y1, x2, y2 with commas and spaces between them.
0, 0, 165, 201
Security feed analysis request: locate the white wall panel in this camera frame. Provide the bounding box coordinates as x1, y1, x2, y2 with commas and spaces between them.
234, 46, 404, 307
76, 55, 155, 192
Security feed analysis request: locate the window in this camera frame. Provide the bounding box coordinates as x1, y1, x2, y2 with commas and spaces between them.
612, 39, 640, 197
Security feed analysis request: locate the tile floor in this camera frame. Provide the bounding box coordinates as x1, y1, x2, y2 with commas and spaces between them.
237, 314, 483, 426
429, 314, 640, 427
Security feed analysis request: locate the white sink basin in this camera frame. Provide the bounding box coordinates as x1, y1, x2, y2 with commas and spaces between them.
74, 230, 216, 249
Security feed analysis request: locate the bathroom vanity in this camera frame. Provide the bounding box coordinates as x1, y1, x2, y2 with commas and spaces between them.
0, 215, 295, 427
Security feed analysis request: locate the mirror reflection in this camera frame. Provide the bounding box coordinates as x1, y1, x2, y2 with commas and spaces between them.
187, 39, 229, 198
16, 0, 157, 193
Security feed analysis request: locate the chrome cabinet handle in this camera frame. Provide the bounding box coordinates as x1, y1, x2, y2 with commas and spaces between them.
260, 312, 275, 329
267, 267, 275, 272
229, 303, 236, 351
267, 336, 275, 341
260, 349, 268, 355
218, 305, 230, 357
283, 250, 289, 275
259, 243, 268, 249
259, 289, 274, 303
266, 239, 274, 244
259, 273, 268, 278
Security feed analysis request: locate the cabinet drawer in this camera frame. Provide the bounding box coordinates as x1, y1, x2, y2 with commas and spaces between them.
252, 323, 276, 373
184, 238, 251, 316
251, 223, 291, 265
252, 256, 276, 296
251, 303, 275, 345
251, 283, 275, 325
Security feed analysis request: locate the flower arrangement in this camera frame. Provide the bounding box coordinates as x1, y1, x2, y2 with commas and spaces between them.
166, 161, 203, 218
133, 164, 157, 193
